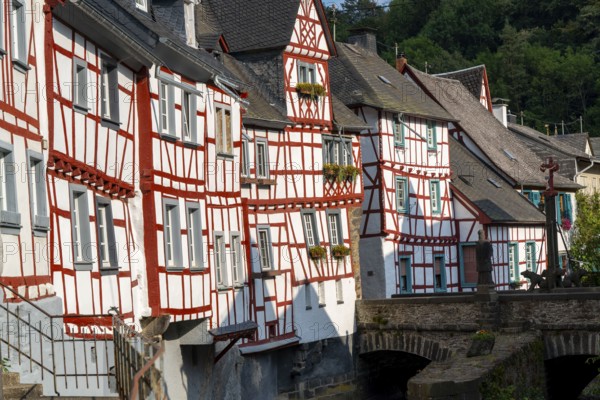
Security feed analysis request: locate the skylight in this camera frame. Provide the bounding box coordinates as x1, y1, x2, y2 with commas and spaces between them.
503, 149, 516, 161
378, 75, 392, 85
135, 0, 148, 11
487, 178, 502, 188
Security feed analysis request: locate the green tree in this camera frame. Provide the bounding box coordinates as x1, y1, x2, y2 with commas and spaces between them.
570, 192, 600, 272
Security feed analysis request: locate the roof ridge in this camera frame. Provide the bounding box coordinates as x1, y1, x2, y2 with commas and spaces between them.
435, 64, 486, 76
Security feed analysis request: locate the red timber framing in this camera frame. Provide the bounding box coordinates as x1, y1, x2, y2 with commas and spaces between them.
359, 107, 459, 296
238, 0, 360, 349
0, 0, 52, 301
46, 16, 138, 325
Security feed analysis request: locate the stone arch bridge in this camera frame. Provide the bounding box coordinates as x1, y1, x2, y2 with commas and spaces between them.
356, 289, 600, 400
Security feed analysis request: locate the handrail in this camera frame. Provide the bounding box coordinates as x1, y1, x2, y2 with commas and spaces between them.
0, 282, 54, 318
129, 340, 165, 400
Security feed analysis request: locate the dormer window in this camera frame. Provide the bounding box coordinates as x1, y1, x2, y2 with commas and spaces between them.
298, 62, 316, 84
135, 0, 148, 12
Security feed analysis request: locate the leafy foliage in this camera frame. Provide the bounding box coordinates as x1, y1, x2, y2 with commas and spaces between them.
570, 191, 600, 271
325, 0, 600, 136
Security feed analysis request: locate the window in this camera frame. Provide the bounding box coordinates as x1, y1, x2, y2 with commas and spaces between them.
318, 281, 325, 306
186, 203, 203, 270
323, 136, 353, 166
393, 115, 405, 147
460, 244, 477, 287
27, 151, 49, 233
266, 321, 277, 338
398, 256, 412, 294
158, 81, 175, 136
241, 137, 250, 177
214, 233, 227, 287
508, 243, 518, 282
525, 242, 536, 272
298, 62, 316, 84
430, 180, 441, 215
73, 58, 88, 111
215, 106, 232, 154
182, 91, 197, 142
426, 120, 437, 150
10, 0, 27, 67
95, 197, 118, 269
336, 279, 344, 303
523, 190, 541, 208
301, 210, 319, 248
257, 226, 274, 270
395, 177, 408, 213
326, 211, 342, 246
100, 57, 119, 124
305, 283, 312, 310
256, 139, 269, 179
69, 185, 92, 269
230, 233, 243, 286
557, 193, 572, 222
0, 143, 19, 233
163, 199, 183, 269
434, 255, 446, 292
135, 0, 148, 11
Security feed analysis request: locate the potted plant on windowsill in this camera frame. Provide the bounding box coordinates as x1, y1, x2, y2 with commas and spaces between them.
343, 165, 361, 182
309, 245, 327, 261
332, 244, 351, 259
467, 330, 495, 357
295, 83, 327, 100
323, 163, 341, 182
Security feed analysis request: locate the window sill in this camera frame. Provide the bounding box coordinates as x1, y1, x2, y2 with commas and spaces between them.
217, 285, 231, 292
183, 140, 200, 148
12, 59, 30, 73
251, 270, 283, 279
427, 148, 437, 153
73, 104, 90, 115
306, 306, 313, 310
32, 227, 50, 237
165, 266, 185, 272
217, 152, 235, 160
0, 225, 22, 236
190, 267, 206, 273
319, 303, 326, 308
74, 262, 93, 271
241, 177, 276, 186
100, 267, 120, 276
395, 143, 405, 148
337, 300, 344, 305
101, 118, 121, 131
159, 132, 179, 142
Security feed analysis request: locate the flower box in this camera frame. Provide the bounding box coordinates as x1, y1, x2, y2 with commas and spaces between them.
332, 244, 350, 259
309, 245, 326, 260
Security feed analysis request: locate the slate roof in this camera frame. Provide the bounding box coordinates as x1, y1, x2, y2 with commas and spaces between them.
406, 66, 580, 190
590, 137, 600, 157
553, 133, 591, 155
436, 65, 486, 100
201, 0, 333, 54
450, 137, 545, 224
331, 94, 372, 132
329, 42, 454, 121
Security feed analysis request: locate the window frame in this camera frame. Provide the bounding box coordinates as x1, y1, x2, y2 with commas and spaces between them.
256, 225, 274, 271
162, 198, 183, 270
72, 57, 89, 112
158, 80, 176, 138
430, 180, 441, 215
297, 61, 316, 84
95, 196, 118, 269
214, 232, 227, 288
0, 142, 20, 235
10, 0, 27, 70
215, 105, 233, 155
433, 254, 447, 292
241, 136, 250, 177
181, 90, 198, 144
426, 120, 437, 151
395, 176, 409, 214
326, 209, 343, 247
525, 242, 536, 272
255, 138, 270, 179
69, 184, 93, 270
27, 150, 49, 235
135, 0, 148, 12
398, 255, 412, 294
100, 55, 120, 128
185, 202, 204, 271
393, 115, 405, 147
508, 242, 519, 282
335, 279, 344, 304
301, 209, 320, 250
458, 243, 478, 288
230, 232, 243, 286
322, 135, 353, 166
318, 281, 326, 307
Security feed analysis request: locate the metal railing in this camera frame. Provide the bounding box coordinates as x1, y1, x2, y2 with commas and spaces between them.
113, 315, 165, 400
0, 283, 114, 396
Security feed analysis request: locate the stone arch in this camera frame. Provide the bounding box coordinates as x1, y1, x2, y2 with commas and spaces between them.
359, 330, 452, 361
543, 331, 600, 360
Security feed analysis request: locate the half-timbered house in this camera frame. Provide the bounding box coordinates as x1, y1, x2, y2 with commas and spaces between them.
329, 32, 461, 298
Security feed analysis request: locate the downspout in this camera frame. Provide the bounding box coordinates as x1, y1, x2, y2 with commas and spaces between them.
214, 75, 249, 106
574, 158, 595, 182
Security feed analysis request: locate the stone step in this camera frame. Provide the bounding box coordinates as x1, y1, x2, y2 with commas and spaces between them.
2, 382, 44, 399
3, 371, 23, 387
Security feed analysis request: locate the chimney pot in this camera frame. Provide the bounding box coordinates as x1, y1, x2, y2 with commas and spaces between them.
396, 53, 407, 72
347, 27, 378, 54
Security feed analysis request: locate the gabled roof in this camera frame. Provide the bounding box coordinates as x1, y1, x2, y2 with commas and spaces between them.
331, 94, 372, 132
436, 65, 486, 101
508, 123, 590, 159
405, 65, 580, 190
201, 0, 335, 55
450, 137, 545, 224
553, 133, 591, 155
590, 137, 600, 157
329, 43, 454, 121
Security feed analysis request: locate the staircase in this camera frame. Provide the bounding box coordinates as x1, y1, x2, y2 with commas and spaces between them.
2, 371, 44, 399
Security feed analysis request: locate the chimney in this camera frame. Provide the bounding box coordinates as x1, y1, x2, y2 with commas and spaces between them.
347, 27, 377, 54
492, 104, 508, 128
396, 52, 407, 73
184, 0, 199, 48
